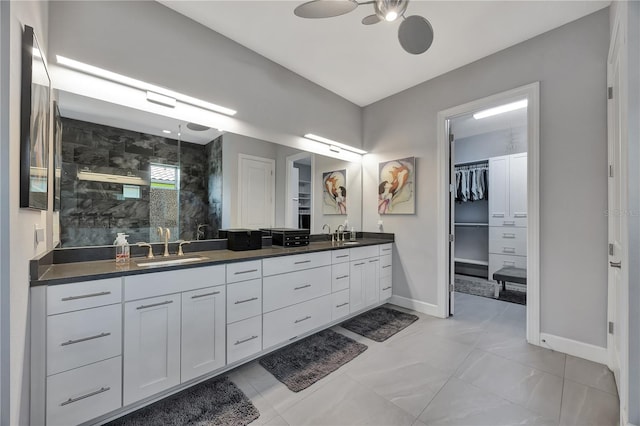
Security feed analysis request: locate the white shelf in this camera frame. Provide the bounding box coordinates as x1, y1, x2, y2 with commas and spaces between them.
454, 258, 489, 266
454, 222, 489, 227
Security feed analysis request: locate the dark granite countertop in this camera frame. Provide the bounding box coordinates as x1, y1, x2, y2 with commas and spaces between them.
32, 238, 393, 286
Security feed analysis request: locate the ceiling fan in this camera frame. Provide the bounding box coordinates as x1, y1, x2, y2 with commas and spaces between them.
294, 0, 434, 55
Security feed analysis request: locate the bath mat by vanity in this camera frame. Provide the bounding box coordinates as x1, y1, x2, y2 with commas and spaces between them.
259, 329, 367, 392
341, 306, 418, 342
106, 376, 259, 426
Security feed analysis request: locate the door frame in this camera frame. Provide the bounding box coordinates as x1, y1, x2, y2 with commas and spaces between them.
237, 154, 275, 228
436, 82, 541, 345
285, 152, 314, 231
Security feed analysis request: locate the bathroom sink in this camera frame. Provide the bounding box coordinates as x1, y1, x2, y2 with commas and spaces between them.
135, 255, 209, 268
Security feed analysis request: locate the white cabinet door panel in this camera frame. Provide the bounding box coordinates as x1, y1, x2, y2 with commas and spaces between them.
331, 249, 350, 264
365, 258, 380, 307
263, 295, 331, 349
47, 278, 122, 315
380, 275, 393, 300
378, 244, 393, 256
350, 245, 379, 261
227, 315, 262, 364
489, 155, 509, 226
226, 260, 262, 284
331, 262, 350, 293
262, 266, 331, 312
349, 260, 366, 313
379, 254, 392, 278
227, 279, 262, 324
125, 265, 225, 301
331, 290, 350, 321
181, 286, 226, 383
509, 152, 528, 226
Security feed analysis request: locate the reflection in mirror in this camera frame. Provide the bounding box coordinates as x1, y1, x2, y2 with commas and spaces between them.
54, 91, 362, 248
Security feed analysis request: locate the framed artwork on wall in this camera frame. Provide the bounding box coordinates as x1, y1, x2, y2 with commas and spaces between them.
378, 156, 416, 214
53, 100, 62, 211
322, 169, 347, 215
20, 25, 51, 210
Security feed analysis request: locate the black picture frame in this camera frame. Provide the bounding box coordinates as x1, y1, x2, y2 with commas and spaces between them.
20, 25, 51, 210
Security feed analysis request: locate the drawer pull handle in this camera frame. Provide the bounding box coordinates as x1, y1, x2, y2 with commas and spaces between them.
191, 291, 221, 299
381, 248, 391, 251
234, 269, 258, 275
235, 335, 258, 345
61, 332, 111, 347
502, 247, 516, 254
235, 297, 258, 304
382, 286, 392, 291
289, 336, 298, 341
137, 300, 173, 310
503, 261, 516, 266
514, 213, 527, 218
502, 233, 516, 239
492, 213, 505, 217
354, 262, 365, 266
294, 315, 311, 324
369, 259, 379, 263
503, 221, 516, 226
294, 284, 311, 290
382, 265, 391, 269
294, 260, 311, 265
336, 275, 349, 280
60, 387, 111, 406
61, 291, 111, 302
336, 255, 349, 259
336, 302, 349, 308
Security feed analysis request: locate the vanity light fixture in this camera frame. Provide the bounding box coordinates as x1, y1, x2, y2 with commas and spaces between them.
473, 99, 528, 120
146, 91, 176, 108
162, 130, 172, 134
56, 55, 237, 116
303, 133, 367, 155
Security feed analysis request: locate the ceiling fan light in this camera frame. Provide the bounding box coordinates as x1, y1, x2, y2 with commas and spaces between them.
374, 0, 408, 23
385, 11, 398, 22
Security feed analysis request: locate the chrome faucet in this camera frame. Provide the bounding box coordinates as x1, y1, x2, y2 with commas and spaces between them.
137, 242, 154, 259
196, 224, 208, 240
336, 224, 345, 242
157, 227, 170, 257
322, 224, 331, 241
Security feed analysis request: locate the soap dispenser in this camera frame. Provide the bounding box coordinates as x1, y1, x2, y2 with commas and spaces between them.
114, 233, 130, 264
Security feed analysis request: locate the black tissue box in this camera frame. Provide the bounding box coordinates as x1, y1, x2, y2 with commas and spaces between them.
219, 229, 263, 251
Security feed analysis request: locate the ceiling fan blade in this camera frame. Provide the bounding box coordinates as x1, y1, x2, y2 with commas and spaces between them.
398, 15, 434, 55
294, 0, 359, 19
361, 14, 381, 25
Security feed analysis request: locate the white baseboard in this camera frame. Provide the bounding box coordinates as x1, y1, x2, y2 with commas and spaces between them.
539, 332, 607, 364
389, 295, 441, 317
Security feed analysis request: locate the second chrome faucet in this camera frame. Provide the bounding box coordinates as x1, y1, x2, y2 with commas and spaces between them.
157, 227, 171, 257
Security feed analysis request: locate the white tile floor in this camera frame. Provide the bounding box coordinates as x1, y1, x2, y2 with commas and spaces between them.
228, 293, 619, 426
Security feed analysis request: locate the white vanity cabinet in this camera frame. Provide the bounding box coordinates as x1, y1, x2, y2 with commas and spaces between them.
349, 246, 385, 313
181, 285, 226, 383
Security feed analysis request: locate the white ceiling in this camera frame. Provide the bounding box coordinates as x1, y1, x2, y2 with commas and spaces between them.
452, 105, 527, 140
159, 0, 609, 107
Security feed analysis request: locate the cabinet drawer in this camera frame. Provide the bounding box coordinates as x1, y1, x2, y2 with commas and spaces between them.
332, 263, 350, 293
124, 265, 225, 301
331, 290, 350, 321
46, 356, 122, 426
227, 279, 262, 324
332, 249, 350, 264
47, 304, 121, 375
489, 226, 527, 242
226, 260, 262, 283
47, 278, 122, 315
380, 276, 393, 300
489, 254, 527, 280
380, 254, 392, 278
379, 243, 393, 256
263, 295, 331, 349
350, 245, 379, 261
262, 251, 331, 276
227, 316, 262, 364
263, 266, 331, 312
489, 239, 526, 256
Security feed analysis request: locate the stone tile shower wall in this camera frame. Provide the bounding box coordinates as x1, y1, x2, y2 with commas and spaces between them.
60, 118, 222, 247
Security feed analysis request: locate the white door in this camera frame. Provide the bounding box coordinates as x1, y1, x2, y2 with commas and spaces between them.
181, 286, 226, 383
488, 155, 509, 226
607, 15, 628, 410
508, 153, 528, 226
123, 293, 181, 405
364, 257, 380, 307
349, 260, 366, 312
287, 166, 300, 228
238, 155, 275, 229
448, 128, 455, 315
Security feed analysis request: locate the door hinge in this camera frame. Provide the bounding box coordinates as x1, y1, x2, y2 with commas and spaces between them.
449, 284, 454, 292
609, 243, 614, 256
609, 165, 614, 177
449, 133, 454, 143
609, 321, 614, 334
449, 234, 455, 242
608, 86, 613, 100
449, 183, 455, 193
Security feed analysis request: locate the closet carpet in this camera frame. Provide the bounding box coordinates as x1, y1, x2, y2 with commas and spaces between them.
455, 274, 526, 305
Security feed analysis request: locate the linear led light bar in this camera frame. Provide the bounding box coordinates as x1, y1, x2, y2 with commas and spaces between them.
473, 99, 527, 120
77, 170, 148, 185
303, 133, 367, 155
56, 55, 237, 116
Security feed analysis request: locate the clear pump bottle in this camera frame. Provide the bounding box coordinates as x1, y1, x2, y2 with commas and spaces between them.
114, 233, 130, 264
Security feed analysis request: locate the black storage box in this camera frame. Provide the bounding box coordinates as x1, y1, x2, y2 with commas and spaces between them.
219, 229, 262, 251
260, 228, 310, 247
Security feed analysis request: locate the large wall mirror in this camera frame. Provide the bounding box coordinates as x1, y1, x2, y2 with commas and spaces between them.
53, 89, 363, 248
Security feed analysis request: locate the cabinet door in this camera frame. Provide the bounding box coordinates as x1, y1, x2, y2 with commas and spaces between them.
489, 155, 509, 226
123, 293, 181, 405
181, 286, 226, 383
365, 258, 380, 307
508, 153, 528, 226
349, 260, 366, 313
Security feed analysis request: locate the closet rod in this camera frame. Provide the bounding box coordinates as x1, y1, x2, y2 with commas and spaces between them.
454, 159, 489, 167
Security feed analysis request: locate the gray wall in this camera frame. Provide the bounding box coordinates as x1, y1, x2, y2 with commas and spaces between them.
362, 10, 610, 347
454, 126, 527, 164
47, 1, 362, 149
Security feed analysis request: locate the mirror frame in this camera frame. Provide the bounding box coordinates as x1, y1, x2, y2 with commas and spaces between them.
20, 24, 51, 210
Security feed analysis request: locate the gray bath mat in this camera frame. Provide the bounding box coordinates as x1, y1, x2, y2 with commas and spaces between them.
341, 306, 418, 342
106, 376, 259, 426
259, 329, 367, 392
